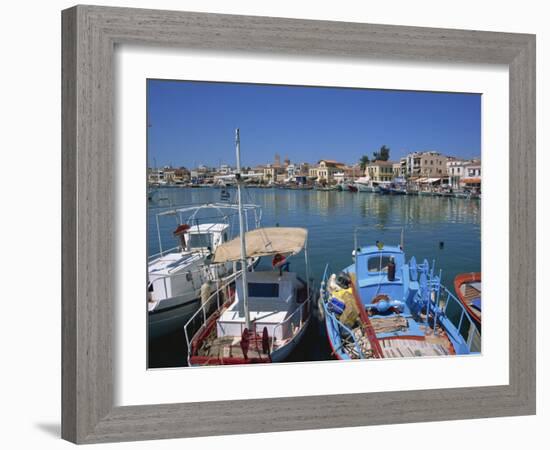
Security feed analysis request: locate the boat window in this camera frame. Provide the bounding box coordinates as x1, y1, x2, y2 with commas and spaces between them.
367, 255, 393, 272
248, 282, 279, 298
188, 233, 213, 249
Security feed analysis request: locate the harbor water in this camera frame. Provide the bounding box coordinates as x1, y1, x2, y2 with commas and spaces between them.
148, 187, 481, 368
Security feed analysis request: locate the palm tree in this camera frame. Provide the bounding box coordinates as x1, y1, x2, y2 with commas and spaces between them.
359, 155, 370, 171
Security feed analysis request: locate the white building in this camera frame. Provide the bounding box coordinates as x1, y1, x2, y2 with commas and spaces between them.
446, 159, 466, 188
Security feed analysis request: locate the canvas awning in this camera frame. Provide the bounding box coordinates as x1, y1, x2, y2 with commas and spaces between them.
426, 178, 441, 184
462, 177, 481, 184
213, 227, 307, 263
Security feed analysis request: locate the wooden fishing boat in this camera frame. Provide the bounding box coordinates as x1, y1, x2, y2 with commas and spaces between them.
319, 227, 481, 360
454, 272, 481, 327
185, 227, 312, 365
183, 129, 313, 366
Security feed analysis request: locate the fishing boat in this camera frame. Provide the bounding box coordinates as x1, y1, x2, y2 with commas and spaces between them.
354, 177, 378, 193
379, 182, 406, 195
148, 202, 262, 339
453, 190, 470, 199
319, 227, 481, 360
315, 184, 339, 191
184, 129, 313, 365
454, 272, 481, 327
418, 190, 432, 196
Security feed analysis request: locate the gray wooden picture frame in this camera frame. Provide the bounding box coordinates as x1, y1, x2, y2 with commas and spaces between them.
61, 5, 536, 444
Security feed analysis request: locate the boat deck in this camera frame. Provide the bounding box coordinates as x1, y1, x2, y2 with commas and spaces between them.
330, 271, 455, 359
347, 318, 454, 359
194, 332, 273, 364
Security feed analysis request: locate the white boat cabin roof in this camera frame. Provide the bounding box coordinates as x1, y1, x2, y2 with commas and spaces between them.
219, 271, 298, 324
186, 223, 229, 234
149, 252, 203, 275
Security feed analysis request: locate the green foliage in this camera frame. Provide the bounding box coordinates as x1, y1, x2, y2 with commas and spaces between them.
359, 155, 370, 170
373, 145, 390, 161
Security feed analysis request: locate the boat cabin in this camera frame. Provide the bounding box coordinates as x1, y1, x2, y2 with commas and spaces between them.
180, 223, 230, 253
216, 271, 302, 341
148, 223, 231, 306
353, 244, 410, 306
355, 245, 405, 285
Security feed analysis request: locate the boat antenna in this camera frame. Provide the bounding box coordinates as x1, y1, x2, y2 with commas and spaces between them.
235, 128, 251, 331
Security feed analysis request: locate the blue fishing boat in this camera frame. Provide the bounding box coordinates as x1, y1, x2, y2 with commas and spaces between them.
319, 227, 481, 360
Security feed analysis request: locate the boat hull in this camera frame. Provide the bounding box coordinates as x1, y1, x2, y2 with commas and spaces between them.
270, 317, 310, 362
355, 183, 376, 193
149, 296, 201, 340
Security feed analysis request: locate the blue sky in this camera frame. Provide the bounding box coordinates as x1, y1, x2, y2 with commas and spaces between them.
147, 79, 481, 168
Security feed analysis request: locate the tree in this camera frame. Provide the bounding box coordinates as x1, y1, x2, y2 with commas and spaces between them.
373, 145, 390, 161
359, 155, 370, 171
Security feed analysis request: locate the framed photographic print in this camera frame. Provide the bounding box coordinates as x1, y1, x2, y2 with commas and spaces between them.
62, 5, 535, 444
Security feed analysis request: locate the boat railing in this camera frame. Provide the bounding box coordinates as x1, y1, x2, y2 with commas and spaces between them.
183, 270, 241, 356
439, 285, 481, 353
413, 257, 480, 354
270, 285, 314, 352
148, 245, 182, 262
353, 226, 404, 255
152, 202, 262, 257
326, 305, 364, 359
319, 264, 364, 358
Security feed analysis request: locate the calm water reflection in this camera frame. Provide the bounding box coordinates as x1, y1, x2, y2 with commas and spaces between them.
148, 187, 481, 367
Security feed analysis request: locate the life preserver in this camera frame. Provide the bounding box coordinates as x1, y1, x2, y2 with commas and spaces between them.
272, 253, 287, 268
372, 294, 390, 304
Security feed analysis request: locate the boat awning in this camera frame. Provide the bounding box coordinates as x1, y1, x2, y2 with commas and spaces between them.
213, 227, 307, 263
462, 177, 481, 184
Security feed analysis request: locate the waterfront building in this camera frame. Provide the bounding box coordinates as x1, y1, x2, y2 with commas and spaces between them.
218, 164, 233, 175
315, 160, 346, 183
446, 158, 467, 188
263, 164, 285, 183
190, 166, 211, 183
170, 167, 190, 183
162, 166, 176, 183
461, 160, 481, 190
392, 162, 402, 177
405, 151, 448, 177
399, 157, 407, 177
148, 167, 164, 184
308, 164, 319, 180
365, 160, 396, 182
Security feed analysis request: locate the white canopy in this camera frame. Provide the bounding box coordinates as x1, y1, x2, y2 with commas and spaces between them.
213, 227, 307, 263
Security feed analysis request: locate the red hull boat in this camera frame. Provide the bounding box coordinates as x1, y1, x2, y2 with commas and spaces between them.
454, 272, 481, 327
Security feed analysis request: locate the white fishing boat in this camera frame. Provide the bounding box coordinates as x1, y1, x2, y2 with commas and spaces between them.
354, 176, 378, 193
184, 129, 313, 365
148, 202, 261, 339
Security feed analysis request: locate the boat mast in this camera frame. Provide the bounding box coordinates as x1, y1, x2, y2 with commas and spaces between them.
235, 128, 251, 331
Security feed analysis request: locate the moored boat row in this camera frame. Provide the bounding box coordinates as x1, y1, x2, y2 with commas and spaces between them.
148, 130, 482, 366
